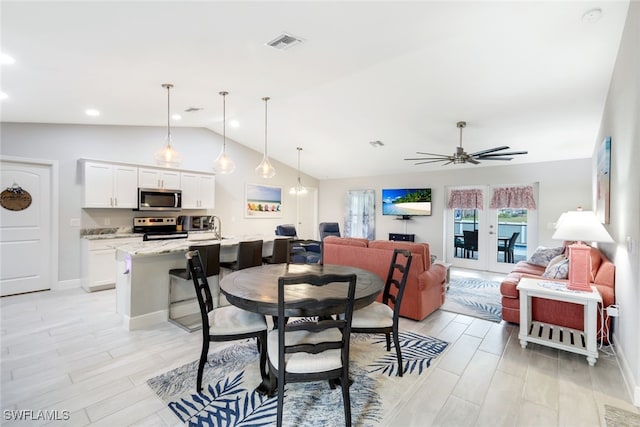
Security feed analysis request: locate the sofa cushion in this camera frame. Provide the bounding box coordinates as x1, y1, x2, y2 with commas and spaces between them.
528, 246, 565, 267
368, 240, 430, 269
323, 236, 368, 248
542, 255, 569, 279
512, 261, 546, 276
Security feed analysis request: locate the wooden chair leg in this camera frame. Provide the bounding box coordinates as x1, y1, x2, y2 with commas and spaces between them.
197, 339, 209, 393
393, 331, 403, 377
341, 370, 351, 427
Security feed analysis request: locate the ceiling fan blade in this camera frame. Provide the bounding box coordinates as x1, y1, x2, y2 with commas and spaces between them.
469, 146, 510, 157
415, 151, 452, 158
467, 157, 481, 165
414, 159, 451, 165
477, 156, 514, 161
405, 157, 451, 161
476, 150, 528, 158
441, 160, 454, 166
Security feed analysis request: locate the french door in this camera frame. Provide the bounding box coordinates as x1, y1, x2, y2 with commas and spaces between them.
446, 184, 538, 273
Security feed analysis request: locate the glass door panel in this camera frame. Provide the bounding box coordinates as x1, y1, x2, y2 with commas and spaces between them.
448, 205, 486, 270
488, 208, 529, 272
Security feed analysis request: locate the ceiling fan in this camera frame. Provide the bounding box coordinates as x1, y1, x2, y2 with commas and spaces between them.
405, 121, 528, 166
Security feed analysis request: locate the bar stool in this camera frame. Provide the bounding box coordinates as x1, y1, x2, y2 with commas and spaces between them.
220, 240, 263, 271
168, 243, 220, 332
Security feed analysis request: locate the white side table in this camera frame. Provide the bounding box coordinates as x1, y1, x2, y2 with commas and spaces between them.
517, 277, 603, 366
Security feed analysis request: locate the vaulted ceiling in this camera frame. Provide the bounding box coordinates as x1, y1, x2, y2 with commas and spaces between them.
0, 1, 629, 179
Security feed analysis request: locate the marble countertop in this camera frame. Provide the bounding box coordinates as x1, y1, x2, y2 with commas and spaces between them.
115, 234, 279, 257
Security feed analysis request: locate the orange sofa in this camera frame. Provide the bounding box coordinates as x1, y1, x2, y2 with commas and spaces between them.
322, 236, 447, 321
500, 245, 615, 340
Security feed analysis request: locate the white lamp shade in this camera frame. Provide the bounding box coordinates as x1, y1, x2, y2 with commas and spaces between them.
552, 210, 614, 243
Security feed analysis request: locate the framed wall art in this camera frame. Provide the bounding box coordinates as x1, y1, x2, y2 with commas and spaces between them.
595, 136, 611, 224
245, 183, 282, 218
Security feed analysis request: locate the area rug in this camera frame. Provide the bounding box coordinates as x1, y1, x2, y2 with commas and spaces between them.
147, 331, 448, 426
604, 404, 640, 427
441, 277, 503, 322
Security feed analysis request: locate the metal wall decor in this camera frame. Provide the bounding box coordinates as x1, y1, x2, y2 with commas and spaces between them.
1, 183, 32, 211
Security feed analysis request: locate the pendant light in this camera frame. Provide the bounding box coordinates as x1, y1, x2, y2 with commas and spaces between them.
289, 147, 308, 195
255, 96, 276, 178
155, 83, 183, 167
213, 91, 236, 174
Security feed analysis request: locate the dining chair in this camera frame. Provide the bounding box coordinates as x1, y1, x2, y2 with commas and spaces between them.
351, 249, 412, 376
463, 230, 478, 258
498, 232, 520, 263
168, 243, 221, 331
262, 237, 290, 264
186, 250, 268, 393
220, 239, 263, 271
454, 236, 465, 257
267, 272, 358, 427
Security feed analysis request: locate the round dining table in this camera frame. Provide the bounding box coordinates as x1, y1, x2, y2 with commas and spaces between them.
220, 264, 384, 396
219, 262, 384, 395
220, 263, 385, 317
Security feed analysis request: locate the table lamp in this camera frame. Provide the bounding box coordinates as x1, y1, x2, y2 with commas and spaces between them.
552, 210, 614, 291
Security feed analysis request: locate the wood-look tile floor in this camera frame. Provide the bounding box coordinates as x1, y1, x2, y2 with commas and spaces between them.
1, 268, 637, 426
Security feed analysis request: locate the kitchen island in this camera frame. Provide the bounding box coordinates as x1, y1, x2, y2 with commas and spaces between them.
114, 234, 277, 330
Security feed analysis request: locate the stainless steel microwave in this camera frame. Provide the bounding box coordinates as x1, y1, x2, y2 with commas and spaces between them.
138, 188, 182, 211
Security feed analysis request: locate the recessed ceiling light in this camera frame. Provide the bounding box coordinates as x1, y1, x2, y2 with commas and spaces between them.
229, 119, 239, 128
172, 114, 182, 120
0, 91, 8, 100
85, 109, 100, 117
582, 8, 602, 23
0, 53, 15, 65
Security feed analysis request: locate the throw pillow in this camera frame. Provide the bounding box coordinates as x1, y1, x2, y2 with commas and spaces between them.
542, 255, 570, 279
528, 246, 564, 267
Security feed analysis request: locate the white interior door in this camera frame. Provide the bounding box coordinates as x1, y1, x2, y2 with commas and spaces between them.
1, 158, 55, 296
295, 187, 318, 240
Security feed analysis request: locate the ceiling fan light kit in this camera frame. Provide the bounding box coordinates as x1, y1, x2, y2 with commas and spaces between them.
405, 120, 527, 166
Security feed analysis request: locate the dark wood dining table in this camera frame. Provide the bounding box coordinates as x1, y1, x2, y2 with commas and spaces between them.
220, 263, 385, 317
219, 262, 385, 394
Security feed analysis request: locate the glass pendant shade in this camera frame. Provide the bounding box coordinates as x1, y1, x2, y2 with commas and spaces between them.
155, 83, 182, 168
214, 91, 236, 174
289, 146, 307, 195
214, 150, 235, 174
256, 96, 276, 178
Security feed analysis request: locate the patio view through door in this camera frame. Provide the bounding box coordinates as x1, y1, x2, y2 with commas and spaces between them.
446, 184, 538, 273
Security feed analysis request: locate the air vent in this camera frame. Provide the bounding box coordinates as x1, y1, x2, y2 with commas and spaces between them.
266, 33, 303, 50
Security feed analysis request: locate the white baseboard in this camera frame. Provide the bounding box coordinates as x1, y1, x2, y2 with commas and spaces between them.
122, 310, 168, 331
53, 279, 81, 290
613, 334, 640, 407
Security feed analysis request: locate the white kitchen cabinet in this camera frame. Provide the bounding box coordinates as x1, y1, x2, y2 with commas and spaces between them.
83, 161, 138, 208
81, 236, 141, 292
181, 172, 215, 209
138, 167, 181, 189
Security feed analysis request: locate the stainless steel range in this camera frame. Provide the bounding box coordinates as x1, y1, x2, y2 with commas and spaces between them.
133, 217, 189, 241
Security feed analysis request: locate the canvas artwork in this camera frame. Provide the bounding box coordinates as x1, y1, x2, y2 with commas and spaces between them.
245, 183, 282, 218
596, 136, 611, 224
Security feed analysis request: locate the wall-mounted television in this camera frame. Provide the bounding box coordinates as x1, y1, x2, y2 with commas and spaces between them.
382, 188, 432, 217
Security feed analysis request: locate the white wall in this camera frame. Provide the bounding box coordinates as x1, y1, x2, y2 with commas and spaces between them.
318, 158, 592, 260
594, 0, 640, 406
0, 123, 318, 282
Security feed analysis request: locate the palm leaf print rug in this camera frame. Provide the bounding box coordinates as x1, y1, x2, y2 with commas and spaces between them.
147, 331, 448, 426
441, 277, 503, 322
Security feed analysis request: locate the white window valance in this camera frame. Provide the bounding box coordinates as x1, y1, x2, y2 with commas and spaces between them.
489, 186, 536, 209
447, 189, 483, 209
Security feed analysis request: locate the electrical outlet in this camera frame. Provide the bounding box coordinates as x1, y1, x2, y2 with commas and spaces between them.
606, 305, 619, 317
